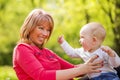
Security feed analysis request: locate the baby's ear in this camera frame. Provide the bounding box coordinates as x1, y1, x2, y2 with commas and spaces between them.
93, 37, 97, 42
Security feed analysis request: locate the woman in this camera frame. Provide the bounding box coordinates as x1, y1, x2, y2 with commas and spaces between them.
12, 9, 103, 80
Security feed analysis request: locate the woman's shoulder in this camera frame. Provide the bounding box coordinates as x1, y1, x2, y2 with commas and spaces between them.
43, 48, 52, 52
14, 43, 34, 50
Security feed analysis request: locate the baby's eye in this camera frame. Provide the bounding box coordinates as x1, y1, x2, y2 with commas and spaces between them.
80, 35, 84, 38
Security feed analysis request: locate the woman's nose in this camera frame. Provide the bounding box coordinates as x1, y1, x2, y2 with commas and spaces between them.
42, 30, 48, 36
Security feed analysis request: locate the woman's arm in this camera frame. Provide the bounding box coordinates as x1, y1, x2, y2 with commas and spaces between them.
56, 55, 103, 80
14, 44, 102, 80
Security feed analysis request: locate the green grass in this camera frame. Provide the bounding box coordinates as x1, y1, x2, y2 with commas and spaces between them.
0, 66, 18, 80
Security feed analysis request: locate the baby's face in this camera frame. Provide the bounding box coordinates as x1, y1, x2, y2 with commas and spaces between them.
79, 27, 95, 52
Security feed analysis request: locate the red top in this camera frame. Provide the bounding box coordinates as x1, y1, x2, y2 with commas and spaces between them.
13, 43, 74, 80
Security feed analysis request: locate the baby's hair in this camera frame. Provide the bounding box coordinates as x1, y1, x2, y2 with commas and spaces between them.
87, 22, 106, 42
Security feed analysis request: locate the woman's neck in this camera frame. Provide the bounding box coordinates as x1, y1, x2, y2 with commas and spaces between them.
30, 42, 43, 49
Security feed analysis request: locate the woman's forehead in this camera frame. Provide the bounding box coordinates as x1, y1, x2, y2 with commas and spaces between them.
37, 18, 51, 26
35, 14, 53, 30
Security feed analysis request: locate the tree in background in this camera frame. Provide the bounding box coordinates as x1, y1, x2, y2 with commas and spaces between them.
0, 0, 120, 65
98, 0, 120, 55
114, 0, 120, 55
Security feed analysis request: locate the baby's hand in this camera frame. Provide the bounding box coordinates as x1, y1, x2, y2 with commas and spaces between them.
58, 35, 64, 44
101, 46, 115, 57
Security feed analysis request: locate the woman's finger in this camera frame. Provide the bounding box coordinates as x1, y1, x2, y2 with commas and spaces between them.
91, 60, 103, 66
86, 55, 99, 63
91, 69, 101, 73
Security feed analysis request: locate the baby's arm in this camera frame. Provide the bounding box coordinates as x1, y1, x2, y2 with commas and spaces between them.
58, 35, 80, 58
101, 46, 120, 67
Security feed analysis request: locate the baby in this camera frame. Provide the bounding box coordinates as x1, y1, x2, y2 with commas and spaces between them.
58, 22, 120, 80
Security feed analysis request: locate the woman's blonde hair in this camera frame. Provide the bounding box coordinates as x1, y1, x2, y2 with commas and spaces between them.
19, 9, 54, 48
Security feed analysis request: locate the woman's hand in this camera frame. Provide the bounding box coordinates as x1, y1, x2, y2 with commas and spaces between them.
56, 55, 103, 80
77, 55, 103, 75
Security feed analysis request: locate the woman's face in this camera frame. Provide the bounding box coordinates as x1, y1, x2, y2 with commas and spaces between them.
29, 22, 51, 46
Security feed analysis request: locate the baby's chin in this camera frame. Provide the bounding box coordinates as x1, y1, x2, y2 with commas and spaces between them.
84, 48, 92, 53
83, 49, 87, 52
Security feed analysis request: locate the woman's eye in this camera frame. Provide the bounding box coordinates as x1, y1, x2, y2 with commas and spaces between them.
38, 26, 43, 30
47, 29, 51, 32
37, 26, 51, 33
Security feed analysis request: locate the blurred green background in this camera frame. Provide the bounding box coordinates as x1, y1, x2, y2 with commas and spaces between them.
0, 0, 120, 80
